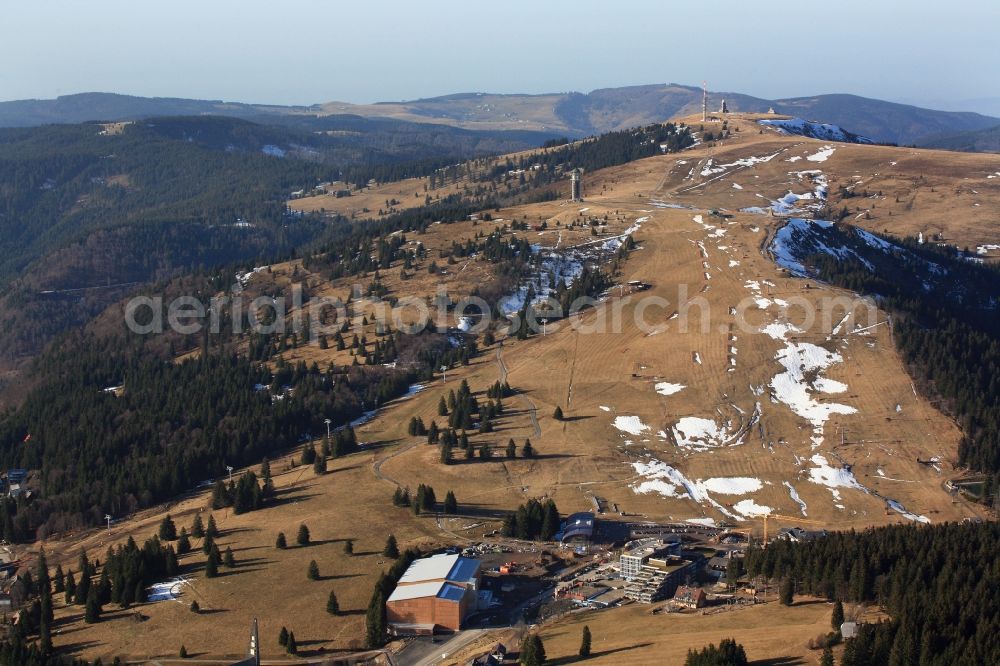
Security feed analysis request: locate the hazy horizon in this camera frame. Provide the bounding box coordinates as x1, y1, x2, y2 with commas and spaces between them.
3, 0, 998, 115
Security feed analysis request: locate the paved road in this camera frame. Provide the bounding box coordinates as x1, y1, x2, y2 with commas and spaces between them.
496, 343, 540, 437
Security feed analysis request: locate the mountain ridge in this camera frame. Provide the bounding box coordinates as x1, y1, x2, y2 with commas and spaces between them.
3, 86, 999, 147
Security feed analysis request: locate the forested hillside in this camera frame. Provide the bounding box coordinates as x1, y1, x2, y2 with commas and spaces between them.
795, 227, 1000, 481
0, 116, 557, 368
747, 521, 1000, 665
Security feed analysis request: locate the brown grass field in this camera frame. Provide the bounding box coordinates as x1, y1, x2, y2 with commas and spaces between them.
29, 114, 1000, 661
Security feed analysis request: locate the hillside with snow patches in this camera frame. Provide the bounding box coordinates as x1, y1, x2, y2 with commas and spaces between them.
583, 128, 996, 529
759, 117, 874, 144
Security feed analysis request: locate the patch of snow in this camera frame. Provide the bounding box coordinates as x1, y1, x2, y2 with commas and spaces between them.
784, 482, 808, 516
808, 454, 864, 495
613, 415, 650, 436
806, 146, 836, 162
148, 577, 190, 603
654, 382, 686, 396
887, 499, 931, 524
700, 477, 763, 495
599, 405, 611, 412
700, 151, 782, 177
733, 499, 772, 518
685, 517, 718, 527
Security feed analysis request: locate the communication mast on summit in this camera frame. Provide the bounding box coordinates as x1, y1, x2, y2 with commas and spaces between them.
702, 81, 708, 122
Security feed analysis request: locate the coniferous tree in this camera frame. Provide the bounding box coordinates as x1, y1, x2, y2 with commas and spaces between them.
223, 547, 235, 568
832, 599, 845, 630
522, 439, 535, 458
276, 532, 287, 549
444, 491, 458, 514
64, 570, 76, 605
308, 560, 320, 580
365, 587, 386, 648
205, 551, 219, 578
191, 514, 205, 539
326, 590, 340, 615
506, 439, 517, 458
779, 577, 794, 606
579, 625, 592, 658
177, 528, 191, 554
39, 616, 52, 655
84, 588, 102, 623
180, 645, 189, 659
297, 524, 311, 546
286, 631, 297, 655
553, 406, 564, 421
159, 515, 177, 541
206, 514, 219, 538
278, 626, 289, 646
344, 539, 354, 556
190, 600, 200, 613
383, 535, 400, 559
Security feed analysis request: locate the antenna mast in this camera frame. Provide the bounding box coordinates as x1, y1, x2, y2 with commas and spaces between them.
702, 81, 708, 122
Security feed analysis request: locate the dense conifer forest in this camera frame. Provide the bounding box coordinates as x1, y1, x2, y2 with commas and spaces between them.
746, 521, 1000, 665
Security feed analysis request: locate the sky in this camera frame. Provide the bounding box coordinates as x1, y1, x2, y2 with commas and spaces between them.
3, 0, 999, 114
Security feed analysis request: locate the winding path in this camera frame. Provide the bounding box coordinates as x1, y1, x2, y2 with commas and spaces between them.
496, 342, 540, 437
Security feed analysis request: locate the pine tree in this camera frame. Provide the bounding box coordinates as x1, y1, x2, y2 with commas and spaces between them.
206, 514, 219, 538
327, 590, 340, 615
506, 439, 517, 458
520, 635, 536, 665
39, 615, 52, 655
297, 524, 311, 546
278, 626, 289, 646
276, 532, 287, 549
53, 564, 65, 594
301, 442, 317, 466
286, 631, 298, 655
820, 646, 834, 666
779, 577, 794, 606
344, 539, 354, 556
313, 453, 327, 475
190, 600, 200, 613
365, 588, 386, 648
179, 645, 189, 659
444, 491, 458, 514
383, 535, 399, 559
438, 396, 449, 416
159, 514, 177, 541
191, 514, 205, 539
553, 406, 564, 420
177, 528, 191, 554
205, 551, 219, 578
308, 560, 320, 580
522, 439, 535, 458
223, 547, 235, 568
579, 625, 592, 658
84, 588, 102, 623
64, 570, 76, 605
832, 599, 845, 630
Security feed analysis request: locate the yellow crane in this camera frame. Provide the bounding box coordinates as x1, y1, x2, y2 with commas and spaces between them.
760, 513, 825, 546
